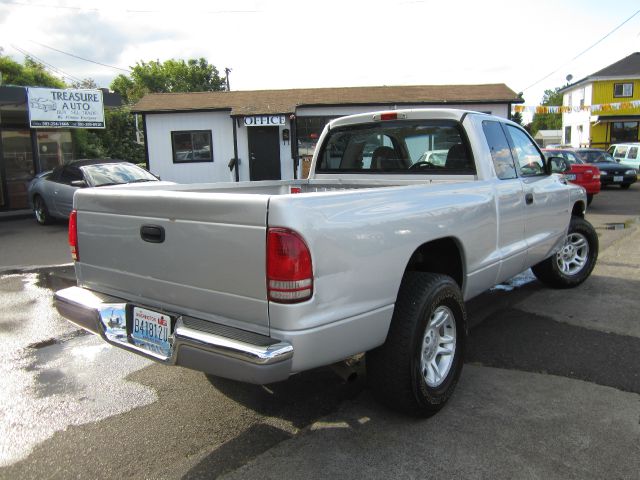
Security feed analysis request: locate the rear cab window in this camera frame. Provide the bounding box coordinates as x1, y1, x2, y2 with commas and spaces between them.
316, 120, 476, 174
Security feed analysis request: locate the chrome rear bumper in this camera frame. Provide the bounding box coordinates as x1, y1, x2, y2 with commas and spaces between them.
54, 286, 293, 384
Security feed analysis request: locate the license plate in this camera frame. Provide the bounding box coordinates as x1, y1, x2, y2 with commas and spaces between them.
614, 175, 623, 182
131, 307, 172, 356
564, 173, 577, 181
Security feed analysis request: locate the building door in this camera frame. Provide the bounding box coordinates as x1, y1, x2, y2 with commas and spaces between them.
248, 126, 281, 181
1, 130, 35, 210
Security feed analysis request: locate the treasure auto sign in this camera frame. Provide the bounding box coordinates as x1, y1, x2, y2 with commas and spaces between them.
27, 87, 105, 128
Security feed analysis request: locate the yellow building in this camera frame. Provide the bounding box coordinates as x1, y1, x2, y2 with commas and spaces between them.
560, 52, 640, 149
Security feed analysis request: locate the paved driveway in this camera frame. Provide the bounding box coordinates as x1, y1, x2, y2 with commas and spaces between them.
0, 184, 638, 479
0, 216, 69, 272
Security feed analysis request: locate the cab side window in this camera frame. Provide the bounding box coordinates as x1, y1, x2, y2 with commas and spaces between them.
482, 120, 517, 180
505, 125, 546, 176
59, 166, 83, 185
613, 146, 628, 159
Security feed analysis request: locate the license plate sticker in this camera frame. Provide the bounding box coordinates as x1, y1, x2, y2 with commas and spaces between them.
614, 175, 623, 182
565, 173, 577, 181
131, 307, 172, 356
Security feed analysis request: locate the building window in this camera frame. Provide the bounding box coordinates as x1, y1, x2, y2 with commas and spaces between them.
171, 130, 213, 163
611, 122, 639, 143
565, 126, 572, 144
37, 130, 74, 171
613, 83, 633, 98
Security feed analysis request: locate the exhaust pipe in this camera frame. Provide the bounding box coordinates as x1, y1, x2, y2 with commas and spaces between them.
330, 354, 364, 382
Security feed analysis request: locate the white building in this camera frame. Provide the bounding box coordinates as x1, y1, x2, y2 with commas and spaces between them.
534, 130, 563, 147
132, 84, 522, 182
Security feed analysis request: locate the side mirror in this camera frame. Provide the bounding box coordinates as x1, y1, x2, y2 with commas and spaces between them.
549, 157, 570, 174
70, 180, 88, 188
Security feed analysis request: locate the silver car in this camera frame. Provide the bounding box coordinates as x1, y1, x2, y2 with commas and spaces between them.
28, 159, 161, 225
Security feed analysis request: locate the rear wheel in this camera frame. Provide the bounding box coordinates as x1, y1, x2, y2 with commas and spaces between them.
531, 216, 598, 288
367, 272, 466, 416
33, 195, 53, 225
620, 183, 631, 190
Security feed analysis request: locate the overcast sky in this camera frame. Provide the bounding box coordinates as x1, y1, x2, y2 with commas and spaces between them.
1, 0, 639, 109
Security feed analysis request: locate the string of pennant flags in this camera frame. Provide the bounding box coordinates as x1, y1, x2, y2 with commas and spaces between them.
513, 99, 640, 114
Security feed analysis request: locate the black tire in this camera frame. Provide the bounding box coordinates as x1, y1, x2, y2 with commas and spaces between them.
620, 183, 631, 190
531, 216, 598, 288
586, 194, 593, 206
367, 272, 466, 416
33, 195, 53, 225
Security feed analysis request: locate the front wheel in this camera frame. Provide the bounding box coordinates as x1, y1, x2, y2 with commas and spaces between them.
620, 183, 631, 190
531, 216, 598, 288
367, 272, 466, 416
33, 195, 53, 225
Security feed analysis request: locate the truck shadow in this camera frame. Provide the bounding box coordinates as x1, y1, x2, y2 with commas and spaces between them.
206, 366, 365, 429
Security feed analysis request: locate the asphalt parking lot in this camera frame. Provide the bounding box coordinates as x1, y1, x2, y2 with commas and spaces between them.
0, 185, 639, 479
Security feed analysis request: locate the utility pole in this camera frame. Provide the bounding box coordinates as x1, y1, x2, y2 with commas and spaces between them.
225, 68, 232, 91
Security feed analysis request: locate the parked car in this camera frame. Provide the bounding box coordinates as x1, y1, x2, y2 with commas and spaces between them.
607, 143, 640, 169
572, 149, 638, 189
542, 149, 600, 205
28, 159, 164, 225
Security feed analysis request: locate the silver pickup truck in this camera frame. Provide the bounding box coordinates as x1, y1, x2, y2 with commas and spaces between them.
55, 109, 598, 415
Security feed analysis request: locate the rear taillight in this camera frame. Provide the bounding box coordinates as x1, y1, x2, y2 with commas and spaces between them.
69, 210, 79, 261
267, 228, 313, 303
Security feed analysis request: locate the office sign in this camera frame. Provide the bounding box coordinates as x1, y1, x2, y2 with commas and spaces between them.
243, 115, 286, 127
27, 88, 105, 128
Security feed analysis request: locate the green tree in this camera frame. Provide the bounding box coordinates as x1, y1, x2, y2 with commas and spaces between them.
99, 108, 145, 163
71, 78, 99, 89
111, 57, 225, 104
530, 87, 563, 136
0, 50, 66, 88
511, 111, 524, 126
73, 108, 145, 164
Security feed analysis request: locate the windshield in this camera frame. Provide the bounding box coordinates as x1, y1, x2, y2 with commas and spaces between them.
81, 163, 158, 187
576, 150, 615, 163
316, 120, 475, 174
543, 151, 582, 165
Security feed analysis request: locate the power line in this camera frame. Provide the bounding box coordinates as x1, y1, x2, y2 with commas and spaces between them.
10, 44, 84, 84
521, 8, 640, 93
1, 1, 259, 14
30, 41, 132, 73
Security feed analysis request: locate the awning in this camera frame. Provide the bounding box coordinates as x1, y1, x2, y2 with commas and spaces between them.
591, 114, 640, 123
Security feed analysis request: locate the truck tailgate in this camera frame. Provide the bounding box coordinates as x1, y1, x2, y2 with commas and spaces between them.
73, 188, 270, 334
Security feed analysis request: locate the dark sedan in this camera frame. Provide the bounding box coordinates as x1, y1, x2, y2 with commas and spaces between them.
28, 159, 163, 225
573, 149, 637, 189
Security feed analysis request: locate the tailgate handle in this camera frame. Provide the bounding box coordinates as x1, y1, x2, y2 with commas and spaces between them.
140, 225, 165, 243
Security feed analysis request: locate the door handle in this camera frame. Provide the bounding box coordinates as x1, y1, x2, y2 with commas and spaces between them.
140, 225, 165, 243
525, 193, 534, 205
